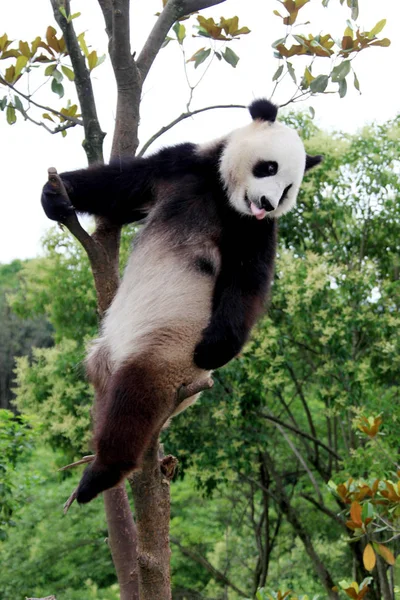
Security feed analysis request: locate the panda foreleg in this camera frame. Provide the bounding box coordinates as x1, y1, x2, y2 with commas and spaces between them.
76, 357, 176, 504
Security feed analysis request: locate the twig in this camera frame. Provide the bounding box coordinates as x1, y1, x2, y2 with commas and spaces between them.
50, 0, 105, 164
0, 79, 83, 125
177, 377, 214, 402
170, 535, 248, 598
137, 0, 227, 80
64, 487, 78, 514
138, 103, 246, 156
258, 411, 342, 461
58, 455, 95, 471
47, 168, 99, 261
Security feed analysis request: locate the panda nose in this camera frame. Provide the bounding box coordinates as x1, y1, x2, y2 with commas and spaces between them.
260, 196, 275, 212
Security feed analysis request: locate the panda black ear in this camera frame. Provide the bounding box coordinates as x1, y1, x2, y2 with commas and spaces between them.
249, 99, 278, 123
305, 154, 324, 171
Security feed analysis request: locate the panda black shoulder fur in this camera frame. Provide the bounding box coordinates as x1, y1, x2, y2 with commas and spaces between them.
41, 99, 322, 503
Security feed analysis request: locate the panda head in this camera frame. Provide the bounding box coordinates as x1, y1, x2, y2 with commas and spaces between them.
219, 99, 323, 220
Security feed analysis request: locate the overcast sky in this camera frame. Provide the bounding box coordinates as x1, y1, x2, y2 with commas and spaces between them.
0, 0, 398, 264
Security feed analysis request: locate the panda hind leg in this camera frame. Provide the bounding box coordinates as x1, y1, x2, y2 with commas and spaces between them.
76, 357, 177, 504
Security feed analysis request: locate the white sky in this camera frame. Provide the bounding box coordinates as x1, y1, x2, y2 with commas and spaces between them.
0, 0, 398, 264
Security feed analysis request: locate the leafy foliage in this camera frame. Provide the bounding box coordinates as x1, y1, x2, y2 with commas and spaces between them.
0, 410, 35, 539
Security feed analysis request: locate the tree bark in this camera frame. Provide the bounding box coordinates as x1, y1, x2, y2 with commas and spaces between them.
130, 442, 178, 600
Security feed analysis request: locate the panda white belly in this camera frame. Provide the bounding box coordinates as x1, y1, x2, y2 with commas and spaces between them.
89, 231, 220, 381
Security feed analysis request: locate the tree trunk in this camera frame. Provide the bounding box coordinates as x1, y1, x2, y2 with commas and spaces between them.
130, 440, 178, 600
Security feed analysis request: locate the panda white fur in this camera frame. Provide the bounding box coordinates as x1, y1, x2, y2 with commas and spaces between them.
41, 99, 322, 503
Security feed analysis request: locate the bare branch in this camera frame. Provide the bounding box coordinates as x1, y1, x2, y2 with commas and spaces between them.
183, 0, 226, 11
58, 454, 95, 472
170, 535, 248, 598
300, 493, 347, 529
266, 411, 324, 504
50, 0, 105, 164
47, 169, 99, 259
137, 0, 227, 81
64, 487, 78, 514
138, 104, 246, 156
0, 79, 83, 125
178, 377, 213, 401
20, 111, 78, 135
258, 411, 342, 461
97, 0, 113, 38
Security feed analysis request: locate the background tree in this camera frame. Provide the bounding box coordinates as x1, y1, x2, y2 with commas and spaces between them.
0, 1, 394, 599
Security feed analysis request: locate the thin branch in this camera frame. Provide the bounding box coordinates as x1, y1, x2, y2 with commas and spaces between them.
177, 377, 213, 402
300, 493, 347, 529
19, 110, 78, 135
266, 411, 324, 504
50, 0, 105, 164
47, 169, 100, 261
258, 411, 342, 461
137, 0, 227, 80
97, 0, 113, 38
170, 536, 248, 598
0, 79, 83, 125
64, 487, 78, 514
183, 0, 226, 10
138, 103, 246, 156
58, 455, 95, 471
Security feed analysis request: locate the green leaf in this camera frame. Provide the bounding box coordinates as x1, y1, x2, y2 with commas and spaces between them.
309, 106, 315, 119
368, 19, 386, 39
6, 104, 16, 125
14, 55, 28, 77
87, 50, 98, 71
44, 64, 56, 77
310, 74, 329, 93
339, 78, 347, 98
222, 47, 239, 68
77, 32, 89, 58
59, 5, 67, 19
161, 36, 173, 48
51, 78, 64, 98
353, 71, 360, 92
70, 12, 81, 20
370, 38, 391, 47
173, 22, 186, 45
52, 68, 63, 83
272, 65, 283, 81
42, 113, 55, 122
350, 0, 359, 20
61, 65, 75, 81
331, 59, 351, 82
188, 47, 211, 68
0, 96, 7, 111
13, 95, 24, 113
287, 61, 296, 83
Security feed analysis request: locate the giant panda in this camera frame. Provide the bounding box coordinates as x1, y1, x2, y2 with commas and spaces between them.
41, 99, 322, 503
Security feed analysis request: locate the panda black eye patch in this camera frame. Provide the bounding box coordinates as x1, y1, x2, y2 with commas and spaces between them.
252, 160, 278, 178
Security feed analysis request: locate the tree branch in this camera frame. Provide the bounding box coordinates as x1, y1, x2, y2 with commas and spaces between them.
50, 0, 105, 164
170, 536, 248, 598
138, 103, 246, 156
0, 79, 83, 125
137, 0, 227, 81
299, 493, 347, 529
258, 411, 342, 461
97, 0, 113, 38
266, 412, 324, 504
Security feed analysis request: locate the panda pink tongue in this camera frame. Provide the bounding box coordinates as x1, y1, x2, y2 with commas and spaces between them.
250, 202, 267, 220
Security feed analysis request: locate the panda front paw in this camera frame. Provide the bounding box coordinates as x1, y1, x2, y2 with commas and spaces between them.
41, 180, 75, 223
194, 331, 243, 371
